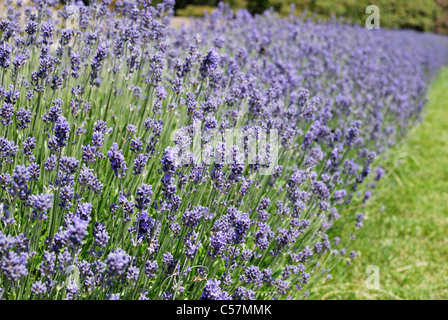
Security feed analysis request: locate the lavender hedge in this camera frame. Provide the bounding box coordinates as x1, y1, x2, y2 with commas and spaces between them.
0, 0, 447, 300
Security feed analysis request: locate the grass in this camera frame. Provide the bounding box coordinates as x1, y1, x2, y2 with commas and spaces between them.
311, 66, 448, 300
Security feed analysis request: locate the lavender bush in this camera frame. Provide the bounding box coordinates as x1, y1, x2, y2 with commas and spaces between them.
0, 0, 447, 300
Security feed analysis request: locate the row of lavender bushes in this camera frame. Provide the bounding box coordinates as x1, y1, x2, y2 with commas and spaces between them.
0, 0, 447, 300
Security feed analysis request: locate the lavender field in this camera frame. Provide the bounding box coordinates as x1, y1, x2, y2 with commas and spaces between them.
0, 0, 447, 300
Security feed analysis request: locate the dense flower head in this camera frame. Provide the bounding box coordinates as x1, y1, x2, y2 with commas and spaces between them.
106, 249, 131, 277
107, 143, 127, 178
29, 193, 53, 220
1, 251, 28, 282
54, 115, 70, 148
136, 184, 153, 210
67, 216, 89, 247
200, 279, 230, 300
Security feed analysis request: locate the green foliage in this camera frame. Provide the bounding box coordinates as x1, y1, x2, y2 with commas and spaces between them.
271, 0, 443, 32
176, 4, 215, 16
175, 1, 446, 33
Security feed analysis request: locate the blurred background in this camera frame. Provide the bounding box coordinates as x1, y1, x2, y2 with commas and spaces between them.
175, 0, 448, 34
174, 0, 448, 33
63, 0, 448, 34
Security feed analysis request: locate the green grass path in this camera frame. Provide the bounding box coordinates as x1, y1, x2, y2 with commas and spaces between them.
314, 67, 448, 299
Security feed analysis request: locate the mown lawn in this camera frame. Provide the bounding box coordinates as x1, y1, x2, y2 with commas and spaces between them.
312, 67, 448, 300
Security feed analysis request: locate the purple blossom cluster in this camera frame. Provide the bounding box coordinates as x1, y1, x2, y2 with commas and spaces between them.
0, 0, 446, 300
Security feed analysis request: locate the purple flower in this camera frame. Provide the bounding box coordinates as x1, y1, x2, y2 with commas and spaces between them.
232, 287, 256, 300
106, 249, 131, 277
31, 280, 46, 296
241, 265, 263, 287
25, 20, 38, 35
200, 279, 230, 300
29, 193, 53, 220
54, 116, 70, 148
182, 205, 210, 229
133, 154, 148, 175
93, 222, 110, 248
209, 231, 226, 257
136, 184, 153, 210
145, 260, 158, 278
200, 47, 220, 79
67, 216, 89, 247
79, 164, 102, 193
9, 165, 30, 200
107, 143, 127, 178
41, 22, 54, 45
0, 41, 11, 69
38, 251, 56, 276
160, 146, 181, 175
1, 251, 28, 282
